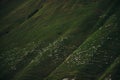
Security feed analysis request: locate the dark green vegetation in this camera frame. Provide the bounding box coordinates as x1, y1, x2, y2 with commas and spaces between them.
0, 0, 120, 80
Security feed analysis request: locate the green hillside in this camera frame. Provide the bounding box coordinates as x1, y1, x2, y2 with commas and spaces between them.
0, 0, 120, 80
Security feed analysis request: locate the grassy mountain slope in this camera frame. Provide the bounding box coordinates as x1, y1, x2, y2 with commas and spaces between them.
0, 0, 120, 80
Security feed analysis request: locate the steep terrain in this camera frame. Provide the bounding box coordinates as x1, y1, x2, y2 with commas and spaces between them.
0, 0, 120, 80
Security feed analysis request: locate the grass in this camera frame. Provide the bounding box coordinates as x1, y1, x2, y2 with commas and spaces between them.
0, 0, 120, 80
